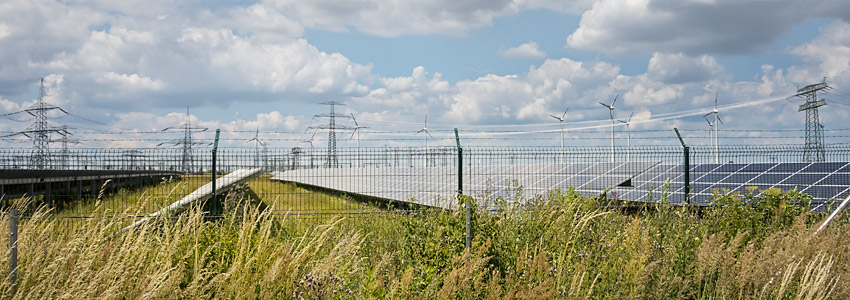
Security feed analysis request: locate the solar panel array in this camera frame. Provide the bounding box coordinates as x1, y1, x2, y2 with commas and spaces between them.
271, 161, 850, 211
606, 162, 850, 210
271, 162, 658, 210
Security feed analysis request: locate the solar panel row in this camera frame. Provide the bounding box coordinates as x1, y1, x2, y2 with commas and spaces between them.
271, 162, 658, 210
270, 161, 850, 211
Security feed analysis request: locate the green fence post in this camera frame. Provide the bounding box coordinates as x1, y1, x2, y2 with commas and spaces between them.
211, 129, 220, 202
674, 128, 690, 204
455, 128, 469, 250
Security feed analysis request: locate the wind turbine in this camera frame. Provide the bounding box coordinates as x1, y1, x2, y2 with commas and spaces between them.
550, 106, 569, 163
704, 93, 723, 163
350, 113, 367, 167
301, 130, 317, 168
599, 94, 618, 162
618, 112, 634, 162
246, 128, 266, 169
416, 115, 434, 167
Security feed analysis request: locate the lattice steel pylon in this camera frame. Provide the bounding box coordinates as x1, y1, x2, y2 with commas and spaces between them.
309, 102, 352, 168
49, 125, 76, 169
1, 78, 70, 169
795, 78, 829, 162
159, 108, 208, 173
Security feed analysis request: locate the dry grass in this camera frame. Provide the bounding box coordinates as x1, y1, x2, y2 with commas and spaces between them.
0, 186, 845, 299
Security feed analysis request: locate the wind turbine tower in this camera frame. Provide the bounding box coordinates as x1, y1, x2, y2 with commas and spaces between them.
618, 112, 633, 162
599, 95, 618, 163
246, 128, 266, 170
550, 106, 568, 163
417, 115, 434, 167
350, 113, 367, 167
795, 78, 830, 162
703, 94, 723, 164
310, 102, 353, 168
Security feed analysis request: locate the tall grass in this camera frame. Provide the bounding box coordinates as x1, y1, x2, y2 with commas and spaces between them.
0, 186, 846, 299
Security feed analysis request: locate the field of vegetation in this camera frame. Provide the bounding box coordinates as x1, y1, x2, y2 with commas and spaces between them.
0, 176, 847, 299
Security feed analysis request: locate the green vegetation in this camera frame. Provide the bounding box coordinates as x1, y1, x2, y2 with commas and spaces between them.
0, 183, 847, 299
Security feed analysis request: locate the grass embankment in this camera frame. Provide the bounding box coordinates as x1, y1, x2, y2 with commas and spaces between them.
0, 186, 847, 299
52, 174, 376, 216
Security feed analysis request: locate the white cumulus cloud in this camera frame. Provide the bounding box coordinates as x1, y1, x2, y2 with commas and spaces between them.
566, 0, 850, 56
499, 41, 547, 59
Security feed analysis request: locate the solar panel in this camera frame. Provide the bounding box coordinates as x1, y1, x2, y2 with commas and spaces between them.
271, 162, 658, 210
671, 162, 850, 210
270, 161, 850, 211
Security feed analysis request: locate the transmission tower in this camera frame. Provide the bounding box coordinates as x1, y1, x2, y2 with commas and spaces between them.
159, 108, 208, 173
1, 78, 70, 169
795, 78, 830, 162
309, 102, 353, 168
49, 125, 77, 169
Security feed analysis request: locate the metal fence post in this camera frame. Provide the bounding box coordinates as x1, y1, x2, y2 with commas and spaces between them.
9, 208, 18, 295
211, 129, 220, 202
675, 128, 690, 204
455, 129, 469, 250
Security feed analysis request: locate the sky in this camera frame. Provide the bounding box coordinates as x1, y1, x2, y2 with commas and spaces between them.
1, 0, 850, 148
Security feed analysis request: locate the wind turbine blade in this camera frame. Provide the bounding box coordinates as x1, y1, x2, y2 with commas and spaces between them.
350, 131, 357, 139
717, 115, 724, 124
612, 94, 618, 106
704, 112, 712, 118
351, 113, 358, 126
704, 115, 712, 126
628, 112, 634, 122
714, 93, 718, 109
424, 115, 427, 127
598, 102, 611, 109
425, 129, 434, 138
562, 107, 569, 119
618, 120, 627, 124
549, 114, 562, 121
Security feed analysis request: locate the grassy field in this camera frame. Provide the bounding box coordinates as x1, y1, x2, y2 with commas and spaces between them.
0, 180, 847, 299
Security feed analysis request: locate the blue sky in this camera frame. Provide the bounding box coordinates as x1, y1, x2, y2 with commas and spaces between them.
0, 0, 849, 148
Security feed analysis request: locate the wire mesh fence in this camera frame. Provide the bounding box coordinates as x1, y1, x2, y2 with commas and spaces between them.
2, 143, 849, 296
1, 144, 849, 217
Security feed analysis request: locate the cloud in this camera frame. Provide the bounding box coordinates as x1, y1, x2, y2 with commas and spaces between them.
97, 72, 165, 91
446, 58, 621, 123
566, 0, 850, 56
647, 52, 725, 84
0, 0, 106, 91
786, 21, 850, 85
0, 97, 21, 113
499, 41, 546, 59
199, 3, 304, 42
264, 0, 520, 37
0, 23, 10, 39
